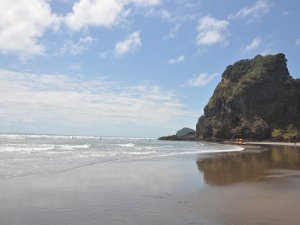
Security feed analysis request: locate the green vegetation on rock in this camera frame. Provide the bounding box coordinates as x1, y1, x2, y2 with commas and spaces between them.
272, 125, 299, 142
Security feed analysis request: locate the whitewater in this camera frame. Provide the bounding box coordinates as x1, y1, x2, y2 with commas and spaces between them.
0, 133, 243, 179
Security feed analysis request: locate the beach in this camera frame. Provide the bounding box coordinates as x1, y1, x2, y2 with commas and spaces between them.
0, 141, 300, 225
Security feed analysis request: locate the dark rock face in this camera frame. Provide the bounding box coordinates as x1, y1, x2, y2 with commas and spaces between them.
196, 53, 300, 141
158, 133, 195, 141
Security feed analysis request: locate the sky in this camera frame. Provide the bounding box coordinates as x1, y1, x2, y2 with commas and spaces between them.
0, 0, 299, 137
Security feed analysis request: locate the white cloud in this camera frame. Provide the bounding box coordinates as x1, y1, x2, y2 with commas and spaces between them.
65, 0, 161, 31
61, 36, 96, 55
65, 0, 125, 31
99, 51, 110, 59
168, 55, 185, 64
229, 0, 271, 21
147, 8, 171, 21
0, 0, 55, 57
67, 63, 82, 70
296, 38, 300, 47
163, 23, 181, 40
115, 31, 142, 56
184, 73, 217, 87
283, 10, 293, 16
130, 0, 161, 7
0, 69, 191, 131
242, 37, 262, 53
197, 16, 229, 46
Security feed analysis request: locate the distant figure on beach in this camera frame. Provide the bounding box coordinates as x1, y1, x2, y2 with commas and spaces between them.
238, 138, 244, 145
100, 137, 101, 141
234, 138, 244, 145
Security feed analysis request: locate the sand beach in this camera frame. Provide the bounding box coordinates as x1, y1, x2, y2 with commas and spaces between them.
0, 143, 300, 225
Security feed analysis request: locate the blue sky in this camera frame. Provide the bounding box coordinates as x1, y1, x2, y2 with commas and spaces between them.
0, 0, 299, 137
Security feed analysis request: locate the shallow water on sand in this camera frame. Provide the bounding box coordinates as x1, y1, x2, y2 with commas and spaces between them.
0, 133, 242, 179
197, 145, 300, 185
0, 140, 300, 225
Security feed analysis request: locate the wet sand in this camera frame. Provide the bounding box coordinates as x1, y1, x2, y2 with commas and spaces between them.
1, 145, 300, 225
245, 141, 300, 146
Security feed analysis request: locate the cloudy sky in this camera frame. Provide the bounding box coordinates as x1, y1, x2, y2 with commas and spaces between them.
0, 0, 299, 137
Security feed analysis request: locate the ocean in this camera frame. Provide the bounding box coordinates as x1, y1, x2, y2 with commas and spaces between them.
2, 134, 300, 225
0, 133, 243, 179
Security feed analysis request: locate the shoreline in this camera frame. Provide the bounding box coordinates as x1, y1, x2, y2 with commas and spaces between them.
244, 141, 299, 146
158, 136, 300, 148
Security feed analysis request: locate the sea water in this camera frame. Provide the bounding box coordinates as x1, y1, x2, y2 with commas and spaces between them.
0, 133, 243, 179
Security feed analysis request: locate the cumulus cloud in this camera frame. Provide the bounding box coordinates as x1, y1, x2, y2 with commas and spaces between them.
0, 69, 191, 130
61, 36, 96, 55
228, 0, 271, 21
65, 0, 161, 31
242, 37, 262, 53
196, 16, 229, 46
115, 31, 142, 56
0, 0, 55, 57
184, 73, 217, 87
168, 55, 185, 64
65, 0, 125, 31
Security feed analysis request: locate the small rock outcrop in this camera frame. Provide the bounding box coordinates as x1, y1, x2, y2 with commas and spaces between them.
176, 127, 196, 137
159, 127, 196, 141
196, 53, 300, 141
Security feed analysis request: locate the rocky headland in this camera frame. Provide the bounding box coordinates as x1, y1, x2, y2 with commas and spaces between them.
196, 53, 300, 142
159, 53, 300, 142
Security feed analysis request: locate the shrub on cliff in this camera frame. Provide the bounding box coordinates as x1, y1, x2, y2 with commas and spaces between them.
284, 124, 299, 142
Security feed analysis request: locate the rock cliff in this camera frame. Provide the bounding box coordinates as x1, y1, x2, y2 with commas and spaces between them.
196, 53, 300, 141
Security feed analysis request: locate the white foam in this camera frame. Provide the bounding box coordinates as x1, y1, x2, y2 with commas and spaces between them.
124, 151, 157, 155
0, 144, 55, 152
144, 146, 159, 150
115, 143, 135, 147
0, 143, 93, 153
0, 134, 25, 140
102, 136, 153, 141
139, 146, 244, 159
57, 144, 90, 150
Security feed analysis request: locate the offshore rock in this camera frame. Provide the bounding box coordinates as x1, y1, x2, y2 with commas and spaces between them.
176, 127, 196, 137
196, 53, 300, 141
158, 127, 196, 141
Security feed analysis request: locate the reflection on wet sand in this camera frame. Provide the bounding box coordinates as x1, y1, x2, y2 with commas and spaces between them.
197, 146, 300, 186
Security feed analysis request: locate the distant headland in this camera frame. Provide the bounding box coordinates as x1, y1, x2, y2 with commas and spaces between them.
160, 53, 300, 142
158, 127, 196, 141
